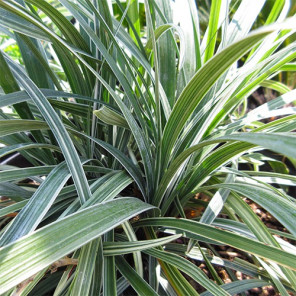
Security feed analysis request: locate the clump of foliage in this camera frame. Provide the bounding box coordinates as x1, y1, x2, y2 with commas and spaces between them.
0, 0, 296, 295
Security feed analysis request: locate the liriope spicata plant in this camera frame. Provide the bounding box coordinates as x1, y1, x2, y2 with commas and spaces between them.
0, 0, 296, 295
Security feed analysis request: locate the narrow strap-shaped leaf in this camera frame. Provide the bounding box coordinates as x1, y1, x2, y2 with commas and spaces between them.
89, 171, 132, 204
173, 0, 197, 84
203, 0, 222, 63
1, 45, 56, 165
9, 0, 52, 89
182, 132, 296, 202
103, 231, 116, 296
0, 119, 146, 197
144, 248, 230, 296
57, 0, 155, 196
126, 0, 141, 46
235, 46, 296, 102
202, 182, 296, 237
161, 26, 275, 170
15, 34, 62, 90
0, 49, 20, 94
15, 33, 53, 89
143, 225, 200, 295
216, 133, 296, 159
0, 182, 32, 201
0, 166, 54, 183
240, 170, 296, 185
260, 79, 291, 94
281, 62, 296, 71
0, 143, 61, 159
145, 24, 173, 53
0, 197, 154, 294
90, 237, 104, 295
166, 243, 290, 284
200, 279, 270, 296
0, 119, 48, 137
69, 129, 146, 199
115, 256, 159, 296
0, 200, 28, 218
28, 1, 95, 96
154, 0, 176, 106
0, 165, 113, 184
57, 0, 151, 125
135, 218, 296, 270
5, 54, 92, 204
0, 89, 114, 110
112, 0, 145, 54
122, 221, 143, 278
186, 172, 235, 252
224, 89, 296, 133
199, 172, 234, 225
0, 162, 70, 246
69, 239, 101, 296
21, 268, 59, 296
157, 132, 296, 209
58, 171, 133, 221
0, 49, 37, 127
0, 1, 155, 197
225, 193, 296, 291
94, 107, 129, 130
0, 7, 49, 40
224, 0, 266, 45
0, 45, 50, 140
49, 100, 90, 118
104, 234, 181, 256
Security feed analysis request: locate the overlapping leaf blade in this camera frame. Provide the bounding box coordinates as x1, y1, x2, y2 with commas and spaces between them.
0, 198, 154, 294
